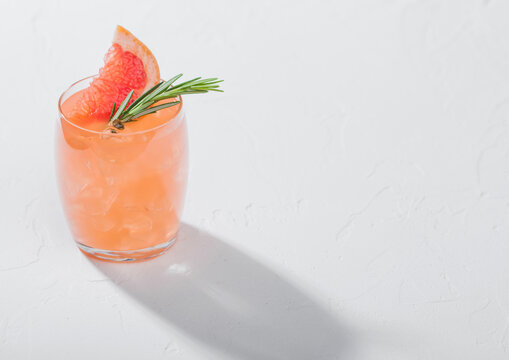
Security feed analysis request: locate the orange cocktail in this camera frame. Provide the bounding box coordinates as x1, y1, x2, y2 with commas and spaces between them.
55, 26, 221, 261
57, 77, 188, 261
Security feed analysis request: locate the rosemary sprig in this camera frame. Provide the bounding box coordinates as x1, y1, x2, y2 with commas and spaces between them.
107, 74, 223, 130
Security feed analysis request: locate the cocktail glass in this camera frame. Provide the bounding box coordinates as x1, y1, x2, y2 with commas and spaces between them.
56, 76, 188, 261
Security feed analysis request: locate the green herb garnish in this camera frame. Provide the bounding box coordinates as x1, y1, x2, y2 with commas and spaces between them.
107, 74, 223, 131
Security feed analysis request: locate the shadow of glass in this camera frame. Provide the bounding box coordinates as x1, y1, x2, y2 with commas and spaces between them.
90, 224, 353, 359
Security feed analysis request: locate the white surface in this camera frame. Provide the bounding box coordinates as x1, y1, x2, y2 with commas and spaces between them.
1, 0, 509, 358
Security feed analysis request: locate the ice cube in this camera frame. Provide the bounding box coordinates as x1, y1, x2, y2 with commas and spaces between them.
64, 179, 88, 198
89, 214, 116, 232
78, 185, 119, 215
123, 211, 152, 233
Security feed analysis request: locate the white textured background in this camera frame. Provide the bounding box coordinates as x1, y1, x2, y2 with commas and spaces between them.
1, 0, 509, 358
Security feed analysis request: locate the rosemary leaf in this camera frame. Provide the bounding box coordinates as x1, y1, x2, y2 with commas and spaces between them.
110, 89, 134, 123
128, 101, 180, 121
108, 102, 116, 122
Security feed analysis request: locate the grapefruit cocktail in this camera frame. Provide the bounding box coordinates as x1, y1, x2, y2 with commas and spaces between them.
56, 26, 222, 261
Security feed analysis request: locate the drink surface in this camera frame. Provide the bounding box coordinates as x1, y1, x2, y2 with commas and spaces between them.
64, 88, 181, 132
57, 88, 188, 253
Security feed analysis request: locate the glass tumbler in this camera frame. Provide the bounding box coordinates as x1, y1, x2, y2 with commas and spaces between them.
56, 76, 188, 261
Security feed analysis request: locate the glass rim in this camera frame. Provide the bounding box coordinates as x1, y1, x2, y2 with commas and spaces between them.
58, 75, 184, 136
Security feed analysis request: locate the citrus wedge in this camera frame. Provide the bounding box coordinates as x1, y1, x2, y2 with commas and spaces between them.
72, 25, 160, 122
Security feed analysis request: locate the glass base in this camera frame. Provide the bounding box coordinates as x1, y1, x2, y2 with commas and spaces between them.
77, 237, 176, 262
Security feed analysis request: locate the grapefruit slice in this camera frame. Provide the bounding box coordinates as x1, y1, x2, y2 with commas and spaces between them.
72, 26, 160, 123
